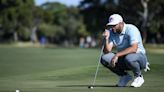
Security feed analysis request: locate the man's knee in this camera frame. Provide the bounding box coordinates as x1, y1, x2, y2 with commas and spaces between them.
101, 52, 115, 63
125, 53, 139, 63
100, 58, 108, 66
101, 52, 115, 67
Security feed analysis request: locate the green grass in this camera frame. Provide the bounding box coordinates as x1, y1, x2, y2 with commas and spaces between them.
0, 46, 164, 92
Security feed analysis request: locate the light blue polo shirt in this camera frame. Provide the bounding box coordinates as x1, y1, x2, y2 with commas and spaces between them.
108, 23, 146, 54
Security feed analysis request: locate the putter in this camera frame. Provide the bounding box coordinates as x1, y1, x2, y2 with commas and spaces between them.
88, 38, 105, 89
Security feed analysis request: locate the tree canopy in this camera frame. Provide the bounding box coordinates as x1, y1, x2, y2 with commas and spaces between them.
0, 0, 34, 41
79, 0, 164, 43
0, 0, 163, 44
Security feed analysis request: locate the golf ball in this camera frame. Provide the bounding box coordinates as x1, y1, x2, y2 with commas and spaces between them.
90, 86, 93, 89
88, 86, 94, 89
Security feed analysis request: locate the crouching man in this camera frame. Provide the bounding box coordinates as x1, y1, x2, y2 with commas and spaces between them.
101, 14, 149, 87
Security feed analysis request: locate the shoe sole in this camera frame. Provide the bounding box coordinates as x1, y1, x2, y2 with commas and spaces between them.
131, 80, 144, 88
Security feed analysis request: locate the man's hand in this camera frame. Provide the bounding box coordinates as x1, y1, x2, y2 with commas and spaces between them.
110, 55, 118, 67
103, 29, 110, 40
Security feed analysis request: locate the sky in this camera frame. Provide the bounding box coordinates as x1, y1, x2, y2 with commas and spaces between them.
34, 0, 82, 6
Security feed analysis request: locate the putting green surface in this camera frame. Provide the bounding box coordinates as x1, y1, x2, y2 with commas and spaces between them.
0, 46, 164, 92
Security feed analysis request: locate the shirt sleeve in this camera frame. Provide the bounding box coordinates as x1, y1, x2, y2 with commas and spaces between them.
128, 26, 140, 45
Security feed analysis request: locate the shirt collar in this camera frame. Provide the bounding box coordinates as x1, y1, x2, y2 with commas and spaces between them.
120, 23, 126, 35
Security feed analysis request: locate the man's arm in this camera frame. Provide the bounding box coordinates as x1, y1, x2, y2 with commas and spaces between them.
103, 29, 113, 53
116, 24, 140, 57
103, 38, 113, 53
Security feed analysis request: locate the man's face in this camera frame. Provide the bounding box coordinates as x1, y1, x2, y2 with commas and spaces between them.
107, 23, 120, 33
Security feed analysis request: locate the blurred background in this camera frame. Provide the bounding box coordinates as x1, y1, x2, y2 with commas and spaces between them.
0, 0, 164, 48
0, 1, 164, 92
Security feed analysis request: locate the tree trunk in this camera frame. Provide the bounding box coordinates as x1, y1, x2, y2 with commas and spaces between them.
30, 26, 38, 43
13, 31, 18, 42
141, 28, 147, 43
140, 0, 149, 43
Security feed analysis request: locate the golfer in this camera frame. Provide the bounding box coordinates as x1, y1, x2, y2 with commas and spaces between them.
101, 14, 149, 87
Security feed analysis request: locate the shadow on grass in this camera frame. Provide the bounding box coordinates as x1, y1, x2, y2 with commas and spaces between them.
57, 84, 128, 88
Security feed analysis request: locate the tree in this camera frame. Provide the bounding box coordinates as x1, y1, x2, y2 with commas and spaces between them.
40, 2, 88, 44
79, 0, 164, 43
38, 23, 65, 43
139, 0, 149, 43
147, 0, 164, 43
0, 0, 35, 41
79, 0, 110, 37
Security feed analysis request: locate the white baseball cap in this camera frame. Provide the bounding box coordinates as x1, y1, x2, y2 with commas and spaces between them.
106, 14, 123, 26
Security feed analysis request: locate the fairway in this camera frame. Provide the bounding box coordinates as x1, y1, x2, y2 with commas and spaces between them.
0, 46, 164, 92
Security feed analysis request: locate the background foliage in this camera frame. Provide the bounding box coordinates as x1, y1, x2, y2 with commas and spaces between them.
0, 0, 163, 45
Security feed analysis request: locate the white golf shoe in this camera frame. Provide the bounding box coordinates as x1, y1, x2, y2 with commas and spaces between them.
117, 74, 132, 87
131, 76, 144, 87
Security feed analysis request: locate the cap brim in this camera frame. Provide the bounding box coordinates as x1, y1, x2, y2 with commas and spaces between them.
106, 22, 119, 26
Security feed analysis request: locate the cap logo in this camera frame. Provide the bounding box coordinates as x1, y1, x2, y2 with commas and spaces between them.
109, 17, 114, 22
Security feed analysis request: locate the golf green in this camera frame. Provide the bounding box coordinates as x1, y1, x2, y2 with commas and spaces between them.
0, 46, 164, 92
